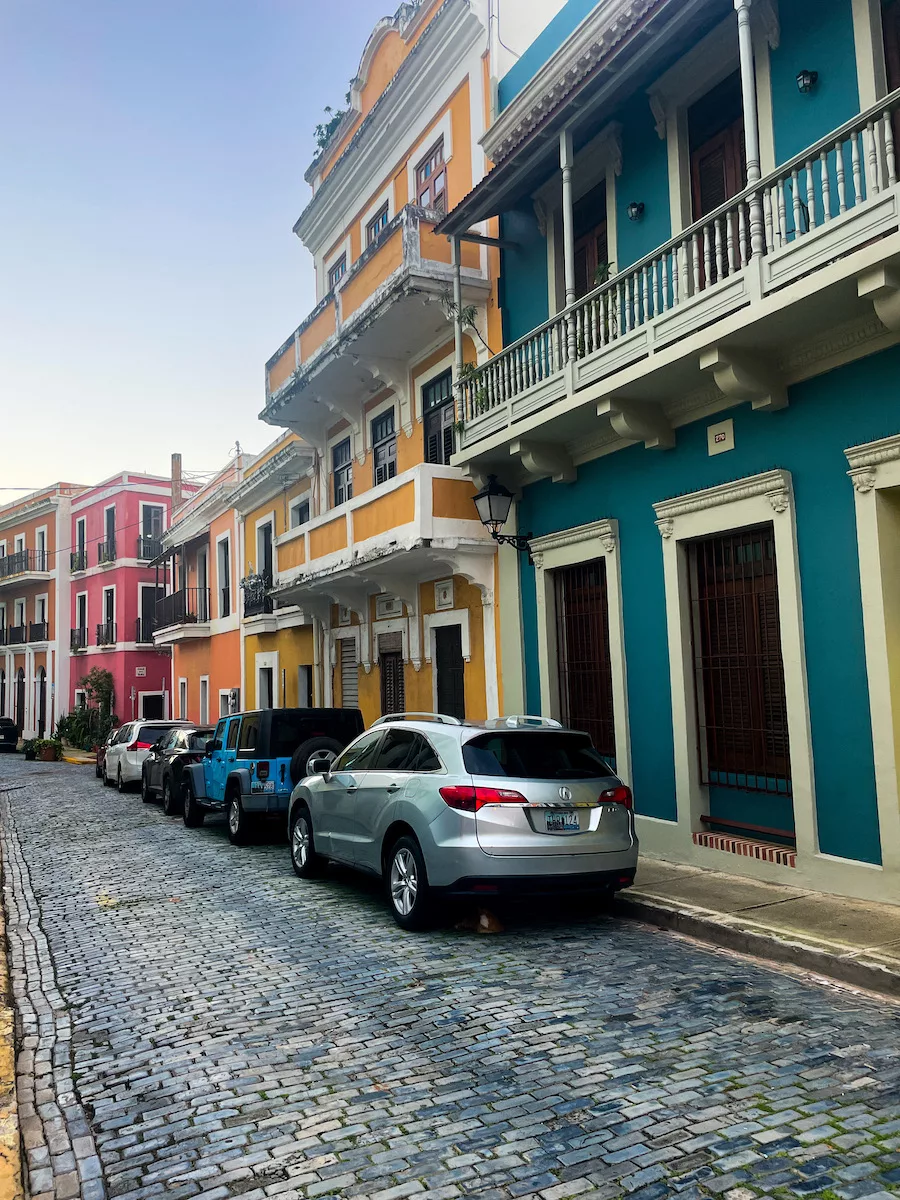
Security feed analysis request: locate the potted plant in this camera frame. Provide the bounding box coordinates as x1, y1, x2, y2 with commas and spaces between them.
22, 739, 36, 761
34, 738, 62, 762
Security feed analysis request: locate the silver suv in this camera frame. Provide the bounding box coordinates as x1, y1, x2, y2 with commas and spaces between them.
287, 713, 638, 930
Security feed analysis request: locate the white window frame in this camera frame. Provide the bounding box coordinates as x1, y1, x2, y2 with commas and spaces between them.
74, 689, 86, 710
652, 470, 818, 868
13, 597, 26, 627
178, 677, 188, 721
328, 428, 356, 505
359, 183, 394, 250
102, 585, 116, 630
254, 512, 276, 578
530, 520, 631, 787
0, 541, 6, 558
255, 651, 279, 709
406, 110, 453, 209
845, 434, 900, 882
289, 492, 312, 529
75, 591, 88, 632
218, 689, 233, 717
851, 0, 889, 108
423, 609, 471, 714
413, 347, 455, 425
34, 592, 49, 627
35, 525, 47, 568
199, 675, 210, 725
139, 691, 168, 719
13, 535, 24, 554
364, 395, 398, 462
320, 235, 352, 302
215, 532, 232, 618
103, 502, 117, 547
0, 602, 6, 632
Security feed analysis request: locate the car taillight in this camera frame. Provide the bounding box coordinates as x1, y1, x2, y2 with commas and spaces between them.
257, 761, 269, 780
129, 740, 155, 751
601, 785, 633, 810
439, 785, 527, 812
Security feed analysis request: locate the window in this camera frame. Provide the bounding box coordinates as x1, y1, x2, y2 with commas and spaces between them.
237, 713, 261, 755
76, 594, 87, 633
226, 718, 241, 751
290, 497, 310, 528
14, 600, 25, 626
366, 203, 389, 245
36, 529, 46, 570
339, 638, 358, 708
219, 692, 232, 717
371, 409, 397, 485
178, 679, 187, 720
14, 535, 24, 555
76, 520, 85, 551
423, 370, 455, 465
416, 139, 446, 214
555, 559, 616, 761
256, 522, 274, 581
333, 439, 353, 507
689, 71, 745, 221
372, 729, 441, 772
199, 677, 209, 725
463, 732, 613, 780
333, 729, 384, 773
688, 525, 791, 793
328, 255, 347, 291
217, 537, 231, 617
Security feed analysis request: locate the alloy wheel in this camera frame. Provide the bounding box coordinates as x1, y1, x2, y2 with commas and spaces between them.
228, 798, 240, 837
292, 815, 310, 869
390, 848, 418, 917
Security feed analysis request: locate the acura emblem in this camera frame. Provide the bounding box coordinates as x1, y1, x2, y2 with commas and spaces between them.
558, 786, 572, 802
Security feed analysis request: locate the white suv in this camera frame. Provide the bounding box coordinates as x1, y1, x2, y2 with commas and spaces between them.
103, 720, 192, 793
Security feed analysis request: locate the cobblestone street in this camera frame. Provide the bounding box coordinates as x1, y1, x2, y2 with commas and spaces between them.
3, 759, 900, 1200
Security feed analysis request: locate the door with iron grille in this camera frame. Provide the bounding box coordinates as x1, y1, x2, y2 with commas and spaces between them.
688, 525, 792, 803
379, 632, 405, 716
434, 624, 465, 719
554, 559, 616, 761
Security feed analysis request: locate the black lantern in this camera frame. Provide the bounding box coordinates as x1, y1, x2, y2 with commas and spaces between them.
473, 475, 534, 560
796, 69, 818, 94
627, 201, 645, 222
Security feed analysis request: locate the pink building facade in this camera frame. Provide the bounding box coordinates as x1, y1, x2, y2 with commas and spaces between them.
68, 473, 188, 723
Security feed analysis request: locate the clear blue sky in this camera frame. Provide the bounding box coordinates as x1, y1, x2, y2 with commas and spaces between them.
0, 0, 390, 497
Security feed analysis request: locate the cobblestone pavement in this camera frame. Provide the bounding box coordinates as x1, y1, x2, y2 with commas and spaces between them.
3, 759, 900, 1200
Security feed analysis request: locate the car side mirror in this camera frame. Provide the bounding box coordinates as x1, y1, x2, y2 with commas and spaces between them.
206, 739, 221, 755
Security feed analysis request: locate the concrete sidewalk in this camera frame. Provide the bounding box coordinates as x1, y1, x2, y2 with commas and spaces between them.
619, 856, 900, 998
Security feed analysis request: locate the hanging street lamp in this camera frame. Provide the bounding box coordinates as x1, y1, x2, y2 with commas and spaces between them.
473, 475, 534, 562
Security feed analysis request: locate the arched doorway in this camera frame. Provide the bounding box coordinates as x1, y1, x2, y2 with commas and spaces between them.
37, 668, 46, 738
14, 668, 25, 733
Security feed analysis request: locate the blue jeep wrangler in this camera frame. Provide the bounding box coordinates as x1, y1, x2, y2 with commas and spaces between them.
182, 707, 364, 844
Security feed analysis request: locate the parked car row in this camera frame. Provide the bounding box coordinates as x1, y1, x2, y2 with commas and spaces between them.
94, 708, 639, 931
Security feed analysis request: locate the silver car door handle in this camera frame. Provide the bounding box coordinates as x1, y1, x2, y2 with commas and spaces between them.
386, 784, 401, 794
346, 786, 358, 794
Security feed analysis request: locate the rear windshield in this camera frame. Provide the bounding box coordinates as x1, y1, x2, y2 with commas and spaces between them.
188, 730, 213, 751
137, 724, 178, 745
463, 732, 614, 780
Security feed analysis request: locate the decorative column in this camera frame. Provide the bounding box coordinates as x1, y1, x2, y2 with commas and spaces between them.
735, 0, 766, 257
560, 129, 577, 363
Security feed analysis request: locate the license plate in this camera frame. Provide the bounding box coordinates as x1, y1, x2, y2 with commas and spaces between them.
546, 810, 580, 833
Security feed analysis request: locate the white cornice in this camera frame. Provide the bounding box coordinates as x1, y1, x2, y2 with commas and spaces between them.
845, 433, 900, 492
482, 0, 658, 166
653, 469, 792, 536
294, 0, 485, 256
530, 519, 617, 568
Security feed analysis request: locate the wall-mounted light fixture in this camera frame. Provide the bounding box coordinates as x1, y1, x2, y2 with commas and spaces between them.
796, 69, 818, 94
473, 475, 534, 562
626, 201, 645, 222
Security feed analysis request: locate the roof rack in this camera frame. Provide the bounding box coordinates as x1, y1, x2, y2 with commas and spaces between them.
370, 712, 464, 727
483, 715, 563, 729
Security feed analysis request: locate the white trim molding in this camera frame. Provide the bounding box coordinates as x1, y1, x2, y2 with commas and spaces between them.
423, 607, 471, 663
529, 519, 631, 787
845, 433, 900, 883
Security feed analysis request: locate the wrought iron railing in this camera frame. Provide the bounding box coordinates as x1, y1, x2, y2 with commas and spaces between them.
0, 550, 49, 579
135, 617, 155, 643
458, 89, 900, 426
96, 621, 117, 646
155, 587, 210, 629
70, 550, 87, 572
98, 538, 116, 565
242, 573, 274, 617
137, 535, 162, 561
28, 621, 48, 642
70, 627, 88, 652
8, 625, 26, 645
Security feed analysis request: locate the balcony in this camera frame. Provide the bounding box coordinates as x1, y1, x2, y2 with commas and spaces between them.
96, 621, 117, 647
70, 627, 88, 652
8, 625, 26, 646
135, 618, 155, 644
28, 621, 48, 643
0, 550, 51, 586
137, 535, 162, 561
70, 550, 87, 572
153, 587, 211, 645
242, 574, 273, 619
262, 205, 490, 442
98, 538, 116, 566
272, 462, 495, 618
451, 91, 900, 474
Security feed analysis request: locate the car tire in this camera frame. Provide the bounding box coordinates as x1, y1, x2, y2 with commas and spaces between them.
95, 759, 102, 779
117, 767, 128, 794
226, 791, 251, 846
102, 762, 113, 787
289, 806, 322, 878
289, 737, 343, 787
141, 767, 154, 804
162, 776, 182, 817
183, 779, 205, 827
386, 835, 432, 931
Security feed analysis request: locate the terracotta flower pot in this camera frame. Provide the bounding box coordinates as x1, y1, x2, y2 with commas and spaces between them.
38, 747, 57, 762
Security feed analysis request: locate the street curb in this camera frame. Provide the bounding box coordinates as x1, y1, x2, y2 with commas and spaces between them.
62, 757, 93, 766
617, 893, 900, 1000
0, 863, 23, 1200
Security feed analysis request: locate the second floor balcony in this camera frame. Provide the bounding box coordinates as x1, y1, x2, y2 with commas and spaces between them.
135, 618, 155, 644
70, 627, 88, 652
70, 549, 87, 573
0, 550, 51, 586
28, 621, 48, 643
96, 621, 117, 647
97, 538, 116, 566
242, 574, 274, 619
262, 204, 490, 443
137, 535, 162, 561
153, 587, 211, 645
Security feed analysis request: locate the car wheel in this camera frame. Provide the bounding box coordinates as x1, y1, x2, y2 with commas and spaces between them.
289, 737, 343, 787
162, 776, 182, 817
226, 792, 250, 846
117, 767, 127, 794
95, 759, 102, 779
183, 779, 205, 827
290, 806, 321, 878
141, 767, 154, 804
102, 761, 113, 787
386, 835, 432, 931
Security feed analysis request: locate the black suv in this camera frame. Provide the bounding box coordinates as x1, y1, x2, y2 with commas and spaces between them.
0, 717, 18, 752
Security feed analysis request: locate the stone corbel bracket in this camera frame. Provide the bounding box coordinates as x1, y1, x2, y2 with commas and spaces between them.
509, 439, 576, 483
845, 432, 900, 492
700, 346, 788, 411
858, 266, 900, 333
597, 396, 674, 449
321, 396, 364, 460
354, 356, 412, 436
